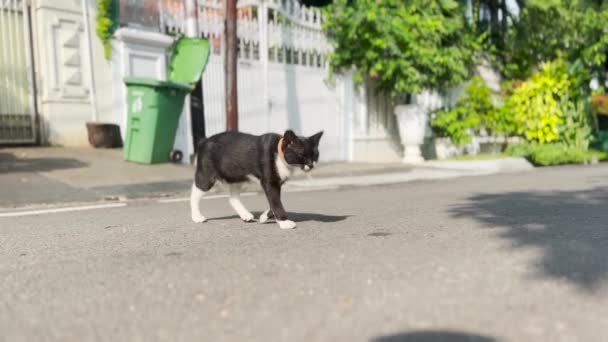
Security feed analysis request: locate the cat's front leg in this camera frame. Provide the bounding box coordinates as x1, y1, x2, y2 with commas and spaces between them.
228, 184, 255, 222
261, 182, 296, 229
259, 209, 275, 224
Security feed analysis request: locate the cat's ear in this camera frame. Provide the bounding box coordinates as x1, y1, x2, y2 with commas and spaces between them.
309, 131, 324, 147
283, 130, 298, 145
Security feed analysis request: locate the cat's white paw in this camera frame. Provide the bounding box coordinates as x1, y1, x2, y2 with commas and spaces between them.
278, 220, 296, 229
191, 213, 207, 223
259, 210, 270, 224
240, 212, 255, 222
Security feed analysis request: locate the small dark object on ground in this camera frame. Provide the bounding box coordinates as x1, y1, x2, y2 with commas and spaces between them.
86, 122, 123, 148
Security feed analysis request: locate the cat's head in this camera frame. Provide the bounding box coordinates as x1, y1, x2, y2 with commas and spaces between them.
281, 130, 323, 172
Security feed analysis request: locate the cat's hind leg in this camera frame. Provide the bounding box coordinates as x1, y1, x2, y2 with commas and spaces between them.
190, 182, 209, 223
191, 152, 216, 223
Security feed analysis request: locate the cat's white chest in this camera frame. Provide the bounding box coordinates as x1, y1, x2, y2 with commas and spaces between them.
275, 155, 293, 181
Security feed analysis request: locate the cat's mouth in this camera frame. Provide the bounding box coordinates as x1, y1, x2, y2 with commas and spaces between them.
300, 165, 313, 172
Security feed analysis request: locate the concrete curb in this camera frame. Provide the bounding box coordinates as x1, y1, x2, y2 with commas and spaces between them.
421, 157, 535, 173
0, 156, 534, 209
286, 158, 533, 190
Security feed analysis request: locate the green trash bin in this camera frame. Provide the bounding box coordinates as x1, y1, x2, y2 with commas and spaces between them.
123, 37, 210, 164
123, 78, 193, 164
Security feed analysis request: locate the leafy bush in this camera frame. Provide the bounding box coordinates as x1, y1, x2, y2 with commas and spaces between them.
559, 97, 594, 150
495, 0, 608, 84
322, 0, 479, 96
504, 142, 537, 158
506, 60, 573, 144
431, 76, 515, 146
505, 142, 606, 166
431, 105, 481, 146
527, 145, 589, 166
96, 0, 115, 60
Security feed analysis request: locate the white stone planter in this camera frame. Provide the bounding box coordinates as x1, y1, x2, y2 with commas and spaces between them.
395, 104, 428, 164
429, 136, 523, 160
432, 137, 464, 160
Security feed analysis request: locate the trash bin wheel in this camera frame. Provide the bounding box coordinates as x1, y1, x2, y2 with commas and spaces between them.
170, 150, 183, 163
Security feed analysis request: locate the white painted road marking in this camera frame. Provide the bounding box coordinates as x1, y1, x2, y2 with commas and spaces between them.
285, 185, 339, 193
158, 192, 258, 203
0, 203, 127, 218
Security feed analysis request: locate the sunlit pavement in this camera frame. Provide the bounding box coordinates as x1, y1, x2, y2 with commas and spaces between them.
2, 164, 608, 341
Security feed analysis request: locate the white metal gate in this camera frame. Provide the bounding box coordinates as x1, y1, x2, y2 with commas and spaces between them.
0, 0, 37, 144
162, 0, 349, 161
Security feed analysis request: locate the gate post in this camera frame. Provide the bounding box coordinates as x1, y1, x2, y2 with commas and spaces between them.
225, 0, 238, 131
257, 0, 270, 131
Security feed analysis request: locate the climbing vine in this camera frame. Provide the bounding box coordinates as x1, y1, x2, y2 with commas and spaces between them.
96, 0, 116, 59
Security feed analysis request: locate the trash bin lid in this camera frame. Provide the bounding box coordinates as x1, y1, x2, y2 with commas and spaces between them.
168, 37, 210, 85
124, 77, 193, 91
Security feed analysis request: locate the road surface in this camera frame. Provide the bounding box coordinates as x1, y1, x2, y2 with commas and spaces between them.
2, 164, 608, 341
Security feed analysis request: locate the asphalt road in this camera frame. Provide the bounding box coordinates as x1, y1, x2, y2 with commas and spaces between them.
2, 164, 608, 342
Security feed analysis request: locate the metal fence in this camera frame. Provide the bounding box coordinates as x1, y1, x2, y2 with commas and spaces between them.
158, 0, 351, 160
0, 0, 37, 144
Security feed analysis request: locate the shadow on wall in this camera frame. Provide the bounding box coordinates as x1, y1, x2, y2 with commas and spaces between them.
371, 330, 496, 342
283, 25, 303, 134
285, 64, 303, 134
0, 152, 87, 173
365, 81, 404, 157
449, 186, 608, 292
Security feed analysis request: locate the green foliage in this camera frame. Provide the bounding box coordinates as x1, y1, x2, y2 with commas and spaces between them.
483, 96, 517, 138
506, 60, 572, 144
431, 104, 481, 146
431, 76, 515, 146
528, 146, 598, 166
322, 0, 479, 96
505, 142, 606, 166
559, 96, 594, 150
447, 153, 508, 161
504, 142, 537, 158
96, 0, 115, 60
495, 0, 608, 84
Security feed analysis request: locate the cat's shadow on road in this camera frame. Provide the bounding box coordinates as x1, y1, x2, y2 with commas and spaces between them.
210, 212, 351, 223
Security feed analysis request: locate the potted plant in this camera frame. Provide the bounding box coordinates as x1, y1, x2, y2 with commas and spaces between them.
86, 122, 122, 148
323, 0, 478, 163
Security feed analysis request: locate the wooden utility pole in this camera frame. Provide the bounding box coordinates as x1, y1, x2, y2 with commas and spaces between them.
225, 0, 238, 131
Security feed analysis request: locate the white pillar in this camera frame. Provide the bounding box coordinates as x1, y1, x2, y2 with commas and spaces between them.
112, 29, 174, 140
185, 0, 199, 36
80, 0, 98, 123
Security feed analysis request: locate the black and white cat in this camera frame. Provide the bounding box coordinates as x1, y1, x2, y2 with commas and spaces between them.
190, 129, 323, 229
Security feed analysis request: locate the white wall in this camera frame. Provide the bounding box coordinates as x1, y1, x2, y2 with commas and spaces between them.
351, 81, 402, 163
203, 60, 348, 162
32, 0, 113, 146
88, 0, 116, 126
267, 64, 342, 160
